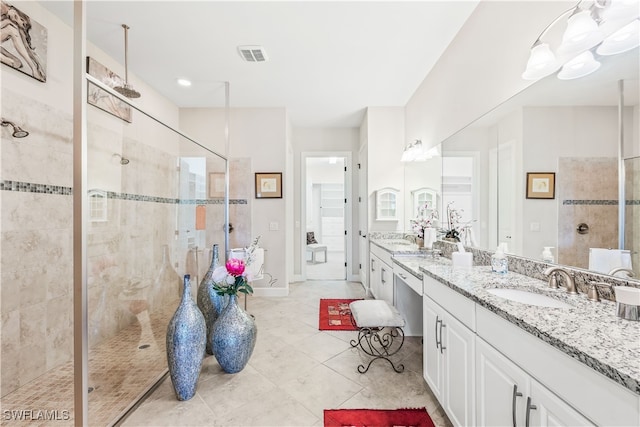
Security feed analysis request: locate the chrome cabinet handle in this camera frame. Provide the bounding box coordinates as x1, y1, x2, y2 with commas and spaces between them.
371, 259, 375, 272
435, 316, 441, 350
525, 397, 536, 427
399, 273, 407, 280
439, 323, 446, 353
512, 384, 523, 427
381, 268, 386, 284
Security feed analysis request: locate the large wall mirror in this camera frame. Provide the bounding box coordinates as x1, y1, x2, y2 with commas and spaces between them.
442, 47, 639, 281
404, 151, 442, 233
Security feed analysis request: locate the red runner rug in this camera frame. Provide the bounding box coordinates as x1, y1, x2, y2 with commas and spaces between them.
324, 407, 435, 427
318, 299, 361, 331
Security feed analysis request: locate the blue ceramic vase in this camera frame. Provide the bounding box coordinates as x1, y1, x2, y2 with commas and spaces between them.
211, 294, 257, 373
166, 275, 206, 401
197, 244, 228, 355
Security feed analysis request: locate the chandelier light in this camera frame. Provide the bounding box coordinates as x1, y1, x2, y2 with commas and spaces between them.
522, 0, 640, 81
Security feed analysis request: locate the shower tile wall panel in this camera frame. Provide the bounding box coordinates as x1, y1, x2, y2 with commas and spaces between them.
0, 88, 74, 397
557, 158, 618, 269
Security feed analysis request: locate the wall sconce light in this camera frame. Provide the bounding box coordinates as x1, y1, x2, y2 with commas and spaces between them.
522, 0, 640, 81
401, 140, 440, 162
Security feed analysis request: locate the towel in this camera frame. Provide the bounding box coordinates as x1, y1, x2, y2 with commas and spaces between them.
588, 248, 632, 274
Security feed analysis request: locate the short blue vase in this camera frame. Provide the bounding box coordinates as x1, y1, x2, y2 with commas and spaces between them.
211, 294, 257, 374
166, 275, 206, 400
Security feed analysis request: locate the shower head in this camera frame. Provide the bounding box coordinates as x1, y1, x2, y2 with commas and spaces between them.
1, 119, 29, 138
114, 83, 140, 99
112, 153, 130, 165
114, 24, 141, 99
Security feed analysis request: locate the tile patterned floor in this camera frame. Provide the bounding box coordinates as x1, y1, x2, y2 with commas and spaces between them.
122, 280, 452, 427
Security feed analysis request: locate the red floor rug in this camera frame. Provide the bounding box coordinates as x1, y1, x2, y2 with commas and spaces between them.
318, 299, 362, 331
324, 407, 435, 427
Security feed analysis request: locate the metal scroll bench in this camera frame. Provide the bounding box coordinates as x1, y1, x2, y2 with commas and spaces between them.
306, 243, 327, 263
349, 299, 406, 373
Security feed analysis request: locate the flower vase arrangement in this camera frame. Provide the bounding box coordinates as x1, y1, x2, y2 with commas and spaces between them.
411, 202, 439, 248
209, 237, 260, 373
441, 202, 476, 244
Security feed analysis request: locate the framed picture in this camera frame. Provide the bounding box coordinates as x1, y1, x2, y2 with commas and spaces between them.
86, 56, 132, 123
208, 172, 225, 198
255, 172, 282, 199
526, 172, 555, 199
1, 1, 48, 82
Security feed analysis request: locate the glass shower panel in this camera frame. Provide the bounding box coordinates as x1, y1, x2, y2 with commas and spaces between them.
623, 77, 639, 277
86, 104, 226, 425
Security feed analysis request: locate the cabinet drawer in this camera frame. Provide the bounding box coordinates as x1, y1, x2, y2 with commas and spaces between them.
393, 263, 422, 295
370, 243, 393, 267
424, 276, 475, 331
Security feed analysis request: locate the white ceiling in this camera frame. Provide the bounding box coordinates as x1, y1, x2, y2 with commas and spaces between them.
41, 1, 479, 128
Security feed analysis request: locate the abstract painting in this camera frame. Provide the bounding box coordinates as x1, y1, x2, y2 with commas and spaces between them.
86, 56, 132, 123
1, 1, 47, 82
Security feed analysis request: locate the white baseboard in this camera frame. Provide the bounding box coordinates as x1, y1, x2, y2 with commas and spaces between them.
347, 274, 361, 283
292, 274, 304, 283
252, 287, 289, 297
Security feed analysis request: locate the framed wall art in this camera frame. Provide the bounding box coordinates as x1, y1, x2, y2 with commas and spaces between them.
86, 56, 132, 122
208, 172, 225, 198
255, 172, 282, 199
1, 1, 47, 82
526, 172, 555, 199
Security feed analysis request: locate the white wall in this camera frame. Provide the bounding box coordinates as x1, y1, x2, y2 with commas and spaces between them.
405, 1, 573, 150
366, 107, 405, 232
180, 108, 290, 294
522, 106, 619, 259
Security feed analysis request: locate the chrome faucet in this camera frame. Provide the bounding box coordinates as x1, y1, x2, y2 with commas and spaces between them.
608, 267, 635, 278
544, 266, 578, 294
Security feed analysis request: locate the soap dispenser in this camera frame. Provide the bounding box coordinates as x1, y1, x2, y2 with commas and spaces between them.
542, 246, 555, 263
491, 246, 508, 274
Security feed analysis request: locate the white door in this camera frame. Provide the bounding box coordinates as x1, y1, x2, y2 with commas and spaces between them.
359, 143, 368, 286
476, 338, 530, 427
442, 311, 476, 427
527, 380, 594, 427
423, 296, 444, 401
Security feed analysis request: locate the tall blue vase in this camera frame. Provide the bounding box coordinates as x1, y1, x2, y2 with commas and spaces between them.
197, 244, 228, 355
211, 295, 257, 374
166, 275, 206, 401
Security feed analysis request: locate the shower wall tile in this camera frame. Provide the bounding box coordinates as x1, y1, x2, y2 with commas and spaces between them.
1, 191, 72, 232
46, 294, 73, 371
1, 309, 20, 397
558, 158, 619, 269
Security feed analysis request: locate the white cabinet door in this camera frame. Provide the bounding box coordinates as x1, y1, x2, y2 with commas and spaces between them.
423, 295, 444, 401
379, 262, 393, 306
442, 311, 476, 427
476, 338, 530, 427
527, 380, 595, 427
370, 253, 380, 299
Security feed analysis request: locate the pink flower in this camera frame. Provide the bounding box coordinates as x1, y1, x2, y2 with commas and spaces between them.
226, 258, 246, 277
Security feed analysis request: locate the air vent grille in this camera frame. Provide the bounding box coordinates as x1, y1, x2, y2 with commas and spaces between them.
238, 45, 268, 62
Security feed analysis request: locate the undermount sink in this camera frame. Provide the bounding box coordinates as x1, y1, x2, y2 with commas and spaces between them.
486, 288, 572, 309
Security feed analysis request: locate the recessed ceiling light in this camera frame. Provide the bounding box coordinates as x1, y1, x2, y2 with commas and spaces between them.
177, 78, 192, 87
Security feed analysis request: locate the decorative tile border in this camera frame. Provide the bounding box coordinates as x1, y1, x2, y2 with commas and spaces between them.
1, 180, 72, 195
1, 180, 247, 204
563, 199, 640, 205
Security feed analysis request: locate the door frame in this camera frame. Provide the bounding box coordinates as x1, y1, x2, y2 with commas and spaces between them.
301, 151, 354, 281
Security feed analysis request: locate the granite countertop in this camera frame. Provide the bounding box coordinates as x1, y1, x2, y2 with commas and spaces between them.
370, 238, 640, 396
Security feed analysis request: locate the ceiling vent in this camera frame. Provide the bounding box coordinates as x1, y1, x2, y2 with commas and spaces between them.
237, 45, 268, 62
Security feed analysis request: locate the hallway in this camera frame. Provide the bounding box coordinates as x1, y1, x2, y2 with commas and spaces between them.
123, 281, 451, 426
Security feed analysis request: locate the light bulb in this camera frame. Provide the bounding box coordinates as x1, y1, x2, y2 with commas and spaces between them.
557, 50, 601, 80
558, 10, 604, 55
597, 19, 640, 55
522, 43, 560, 80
